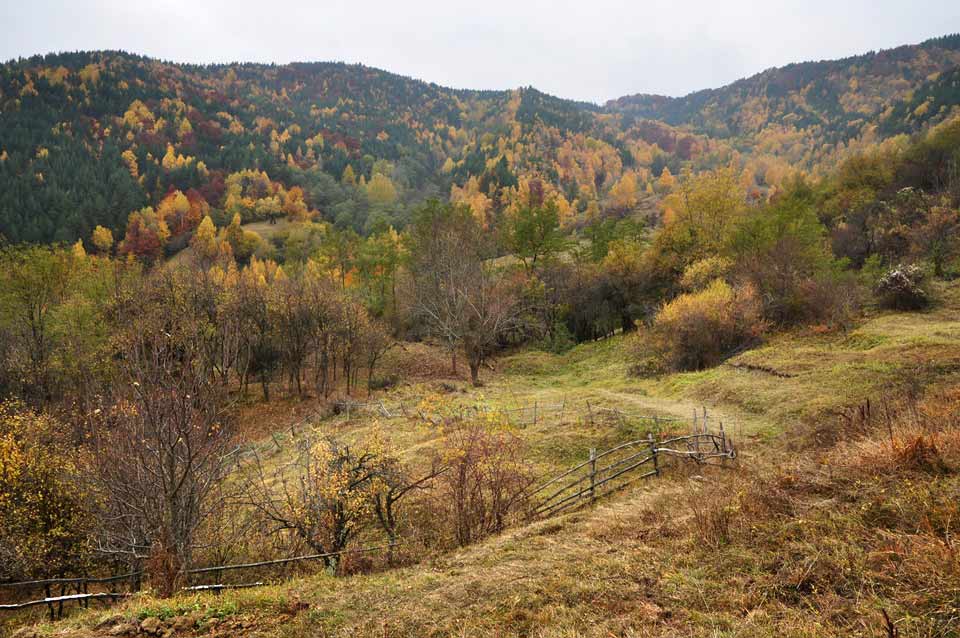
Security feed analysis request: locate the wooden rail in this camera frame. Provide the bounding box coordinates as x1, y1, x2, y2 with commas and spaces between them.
186, 542, 396, 575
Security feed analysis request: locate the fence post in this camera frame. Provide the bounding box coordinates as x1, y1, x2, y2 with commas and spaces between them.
586, 401, 593, 426
588, 448, 597, 501
45, 584, 54, 621
649, 432, 659, 476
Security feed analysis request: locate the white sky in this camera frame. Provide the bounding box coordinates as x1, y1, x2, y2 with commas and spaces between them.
2, 0, 959, 103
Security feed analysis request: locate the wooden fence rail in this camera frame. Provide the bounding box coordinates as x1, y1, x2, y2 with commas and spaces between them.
0, 592, 130, 615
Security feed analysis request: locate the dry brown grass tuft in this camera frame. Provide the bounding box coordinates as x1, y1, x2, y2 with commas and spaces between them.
688, 485, 737, 549
827, 385, 960, 477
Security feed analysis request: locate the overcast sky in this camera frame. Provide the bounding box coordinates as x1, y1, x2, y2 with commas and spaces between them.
2, 0, 959, 103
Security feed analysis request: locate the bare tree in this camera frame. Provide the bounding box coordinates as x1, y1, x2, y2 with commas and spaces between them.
409, 201, 532, 385
89, 272, 235, 596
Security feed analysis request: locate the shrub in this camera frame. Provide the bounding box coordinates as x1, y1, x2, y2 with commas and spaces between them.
795, 271, 860, 331
368, 373, 400, 391
680, 256, 733, 292
537, 320, 575, 354
689, 488, 737, 548
875, 264, 928, 310
652, 279, 765, 371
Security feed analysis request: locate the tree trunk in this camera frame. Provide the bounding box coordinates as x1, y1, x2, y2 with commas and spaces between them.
464, 339, 482, 386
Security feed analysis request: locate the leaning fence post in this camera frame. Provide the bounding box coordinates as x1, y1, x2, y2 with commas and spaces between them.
588, 448, 597, 501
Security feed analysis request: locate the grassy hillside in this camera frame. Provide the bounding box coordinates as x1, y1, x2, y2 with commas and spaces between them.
17, 281, 960, 638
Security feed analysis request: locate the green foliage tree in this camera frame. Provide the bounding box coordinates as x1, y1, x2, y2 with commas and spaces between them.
503, 200, 569, 272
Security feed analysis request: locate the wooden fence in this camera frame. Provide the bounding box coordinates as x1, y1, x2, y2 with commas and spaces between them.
529, 418, 736, 518
0, 543, 397, 620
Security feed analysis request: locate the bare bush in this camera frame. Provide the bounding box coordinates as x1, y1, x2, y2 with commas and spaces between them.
433, 416, 534, 547
243, 433, 436, 572
690, 490, 736, 548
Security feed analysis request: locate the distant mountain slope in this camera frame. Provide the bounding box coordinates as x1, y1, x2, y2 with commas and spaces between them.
1, 35, 960, 245
879, 64, 960, 134
605, 34, 960, 140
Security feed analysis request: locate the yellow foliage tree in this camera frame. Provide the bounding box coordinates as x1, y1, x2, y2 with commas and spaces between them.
663, 167, 746, 251
122, 99, 155, 130
0, 402, 90, 579
71, 240, 86, 260
608, 172, 639, 211
121, 149, 139, 179
91, 225, 114, 254
450, 176, 493, 228
366, 172, 398, 207
656, 166, 676, 192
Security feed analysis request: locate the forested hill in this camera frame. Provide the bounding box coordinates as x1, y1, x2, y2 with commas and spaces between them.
2, 34, 960, 246
0, 52, 636, 244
